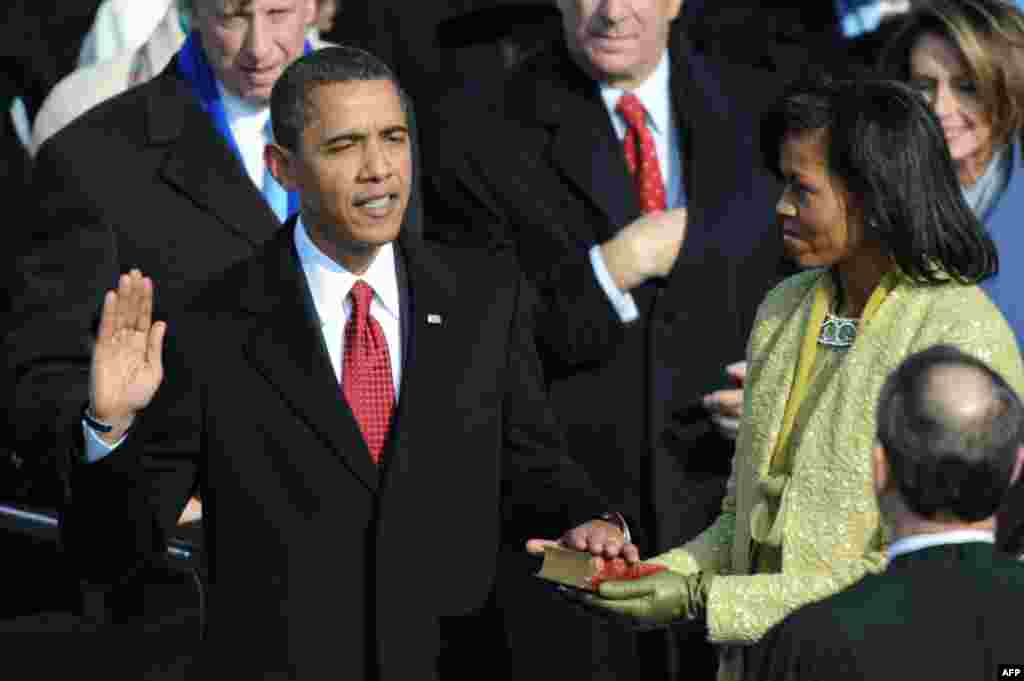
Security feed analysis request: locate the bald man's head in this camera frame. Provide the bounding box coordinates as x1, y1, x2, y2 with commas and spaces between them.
921, 363, 1010, 461
877, 346, 1024, 522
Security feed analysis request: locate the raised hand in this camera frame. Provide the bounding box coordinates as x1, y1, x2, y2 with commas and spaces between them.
89, 269, 167, 443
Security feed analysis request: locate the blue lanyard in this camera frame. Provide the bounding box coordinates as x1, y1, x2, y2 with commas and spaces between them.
177, 31, 311, 216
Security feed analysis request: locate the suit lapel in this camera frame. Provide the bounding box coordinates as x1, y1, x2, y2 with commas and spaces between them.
527, 53, 640, 240
240, 225, 379, 493
376, 235, 452, 485
668, 27, 696, 201
145, 60, 282, 248
237, 228, 457, 495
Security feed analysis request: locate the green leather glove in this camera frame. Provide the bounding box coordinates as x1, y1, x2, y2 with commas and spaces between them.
584, 570, 712, 626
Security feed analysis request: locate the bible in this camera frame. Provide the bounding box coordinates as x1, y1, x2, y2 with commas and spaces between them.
536, 545, 667, 591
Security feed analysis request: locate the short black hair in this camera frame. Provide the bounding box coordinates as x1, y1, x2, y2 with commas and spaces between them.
270, 45, 411, 151
876, 345, 1024, 522
761, 77, 998, 283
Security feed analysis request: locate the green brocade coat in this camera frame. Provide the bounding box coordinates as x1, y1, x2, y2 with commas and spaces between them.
649, 268, 1024, 681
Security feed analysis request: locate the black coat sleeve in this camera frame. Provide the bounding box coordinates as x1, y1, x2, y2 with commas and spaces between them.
61, 321, 201, 587
6, 135, 123, 504
497, 266, 609, 545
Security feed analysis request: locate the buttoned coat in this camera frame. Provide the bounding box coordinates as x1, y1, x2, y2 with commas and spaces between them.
61, 222, 607, 679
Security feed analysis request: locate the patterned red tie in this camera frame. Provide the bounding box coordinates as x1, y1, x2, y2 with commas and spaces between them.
616, 92, 667, 213
342, 280, 395, 465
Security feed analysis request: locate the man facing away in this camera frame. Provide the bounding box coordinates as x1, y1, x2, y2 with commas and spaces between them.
752, 344, 1024, 681
66, 46, 633, 679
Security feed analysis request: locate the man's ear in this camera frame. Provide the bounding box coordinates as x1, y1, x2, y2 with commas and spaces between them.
873, 444, 892, 498
265, 143, 299, 192
668, 0, 685, 21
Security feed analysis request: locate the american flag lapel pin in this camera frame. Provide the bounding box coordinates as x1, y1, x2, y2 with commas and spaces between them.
426, 313, 443, 325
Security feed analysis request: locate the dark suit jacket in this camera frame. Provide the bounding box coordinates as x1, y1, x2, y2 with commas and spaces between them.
325, 1, 552, 105
423, 23, 803, 553
62, 222, 607, 679
752, 542, 1024, 681
999, 480, 1024, 556
8, 59, 291, 502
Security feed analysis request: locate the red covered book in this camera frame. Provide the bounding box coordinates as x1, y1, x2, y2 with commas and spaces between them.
536, 545, 667, 591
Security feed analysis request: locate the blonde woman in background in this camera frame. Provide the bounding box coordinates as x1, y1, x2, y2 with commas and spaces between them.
880, 0, 1024, 348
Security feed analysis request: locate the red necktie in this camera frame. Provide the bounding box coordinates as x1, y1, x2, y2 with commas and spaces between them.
342, 280, 395, 465
616, 92, 667, 213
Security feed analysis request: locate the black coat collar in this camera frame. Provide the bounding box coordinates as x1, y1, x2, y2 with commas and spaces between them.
144, 58, 282, 247
504, 26, 697, 233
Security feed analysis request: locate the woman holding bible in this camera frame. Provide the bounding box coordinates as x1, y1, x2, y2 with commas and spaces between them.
584, 78, 1024, 681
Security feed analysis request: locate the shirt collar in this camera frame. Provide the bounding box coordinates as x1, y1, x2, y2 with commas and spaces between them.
293, 216, 401, 328
962, 140, 1012, 220
599, 50, 672, 135
217, 80, 271, 131
887, 529, 995, 560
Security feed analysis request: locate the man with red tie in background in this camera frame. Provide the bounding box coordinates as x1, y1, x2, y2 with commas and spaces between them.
65, 46, 632, 679
422, 0, 813, 678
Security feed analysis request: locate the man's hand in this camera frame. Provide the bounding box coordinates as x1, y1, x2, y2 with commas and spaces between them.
702, 361, 747, 441
600, 208, 687, 292
178, 497, 203, 525
526, 519, 640, 563
89, 269, 166, 444
583, 570, 711, 626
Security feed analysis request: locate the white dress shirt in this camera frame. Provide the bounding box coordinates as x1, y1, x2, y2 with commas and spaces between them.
85, 219, 404, 462
219, 83, 272, 189
887, 529, 995, 560
599, 52, 683, 211
294, 217, 403, 394
588, 50, 682, 324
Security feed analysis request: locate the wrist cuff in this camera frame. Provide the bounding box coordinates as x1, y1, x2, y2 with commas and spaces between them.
82, 404, 114, 434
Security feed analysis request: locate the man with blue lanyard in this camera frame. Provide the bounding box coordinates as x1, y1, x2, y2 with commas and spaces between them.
7, 0, 324, 547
